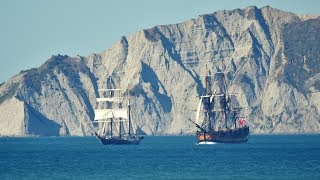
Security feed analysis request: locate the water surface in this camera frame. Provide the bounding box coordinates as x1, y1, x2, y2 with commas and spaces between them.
0, 135, 319, 179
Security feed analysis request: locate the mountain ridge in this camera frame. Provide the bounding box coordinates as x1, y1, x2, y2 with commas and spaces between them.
1, 6, 320, 136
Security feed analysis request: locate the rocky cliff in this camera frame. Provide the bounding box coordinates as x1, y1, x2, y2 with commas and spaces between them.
1, 6, 320, 136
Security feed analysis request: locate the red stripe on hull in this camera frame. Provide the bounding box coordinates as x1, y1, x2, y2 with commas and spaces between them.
197, 126, 249, 143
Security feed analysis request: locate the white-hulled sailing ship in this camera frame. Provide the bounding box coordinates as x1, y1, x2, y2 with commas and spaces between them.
191, 71, 249, 144
93, 88, 143, 145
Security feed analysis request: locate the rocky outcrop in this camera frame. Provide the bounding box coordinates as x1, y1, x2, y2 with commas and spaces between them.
1, 6, 319, 136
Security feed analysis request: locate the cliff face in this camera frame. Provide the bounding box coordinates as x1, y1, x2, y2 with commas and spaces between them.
1, 6, 320, 136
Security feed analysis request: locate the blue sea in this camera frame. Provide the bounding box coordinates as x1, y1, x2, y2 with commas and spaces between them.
0, 135, 319, 179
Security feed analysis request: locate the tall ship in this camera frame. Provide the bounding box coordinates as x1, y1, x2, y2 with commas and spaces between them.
93, 86, 144, 145
191, 71, 249, 144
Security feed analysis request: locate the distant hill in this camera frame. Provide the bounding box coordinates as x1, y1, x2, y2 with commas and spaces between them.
1, 6, 319, 136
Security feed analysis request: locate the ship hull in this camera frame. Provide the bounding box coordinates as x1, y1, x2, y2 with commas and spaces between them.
197, 126, 249, 144
94, 132, 144, 145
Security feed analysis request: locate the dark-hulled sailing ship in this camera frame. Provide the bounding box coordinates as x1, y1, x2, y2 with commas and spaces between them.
191, 72, 249, 144
93, 87, 143, 145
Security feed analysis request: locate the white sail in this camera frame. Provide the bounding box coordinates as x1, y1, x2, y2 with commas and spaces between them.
196, 96, 203, 124
210, 95, 214, 103
94, 108, 128, 120
199, 95, 211, 98
96, 97, 124, 103
93, 119, 127, 123
98, 88, 121, 92
212, 94, 224, 97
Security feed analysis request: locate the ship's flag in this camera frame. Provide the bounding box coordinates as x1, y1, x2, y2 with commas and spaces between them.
239, 119, 246, 126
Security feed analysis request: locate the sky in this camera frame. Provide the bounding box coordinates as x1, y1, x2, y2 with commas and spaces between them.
1, 0, 320, 83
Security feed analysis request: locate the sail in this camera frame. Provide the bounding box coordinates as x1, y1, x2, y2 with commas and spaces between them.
196, 96, 203, 124
94, 108, 128, 120
98, 88, 121, 92
210, 95, 214, 103
96, 97, 124, 103
93, 119, 127, 123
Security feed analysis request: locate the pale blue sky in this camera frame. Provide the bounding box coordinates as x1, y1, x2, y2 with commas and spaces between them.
1, 0, 319, 83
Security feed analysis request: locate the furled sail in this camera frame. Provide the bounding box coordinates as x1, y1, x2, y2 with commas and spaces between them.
94, 119, 127, 123
98, 88, 121, 92
94, 108, 128, 120
96, 97, 124, 103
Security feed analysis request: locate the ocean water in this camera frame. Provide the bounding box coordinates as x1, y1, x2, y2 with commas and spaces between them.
0, 135, 319, 180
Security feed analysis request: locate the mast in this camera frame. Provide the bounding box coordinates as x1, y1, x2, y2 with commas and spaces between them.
204, 65, 212, 131
205, 75, 212, 131
110, 89, 114, 137
110, 119, 113, 137
128, 98, 131, 136
221, 73, 228, 129
118, 89, 122, 139
119, 119, 122, 138
233, 110, 237, 129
